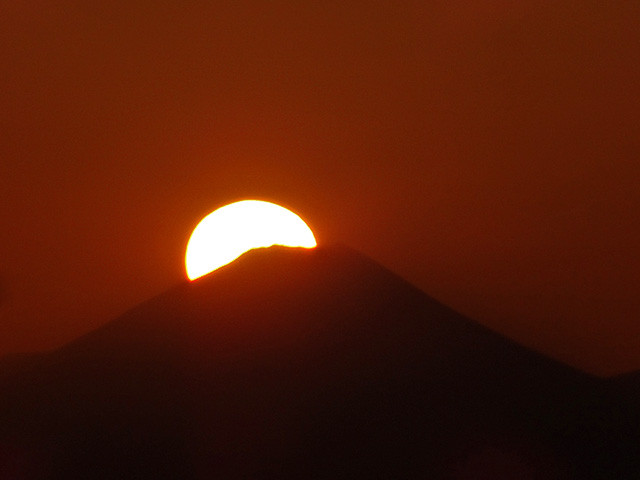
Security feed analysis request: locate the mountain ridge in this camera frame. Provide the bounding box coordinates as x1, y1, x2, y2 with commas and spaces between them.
0, 244, 637, 478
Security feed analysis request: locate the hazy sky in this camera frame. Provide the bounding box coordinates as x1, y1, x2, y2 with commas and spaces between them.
1, 1, 638, 375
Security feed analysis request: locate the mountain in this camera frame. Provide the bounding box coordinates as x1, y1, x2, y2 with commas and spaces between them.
0, 244, 637, 479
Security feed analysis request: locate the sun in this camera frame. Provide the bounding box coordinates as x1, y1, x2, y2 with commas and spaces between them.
185, 200, 317, 280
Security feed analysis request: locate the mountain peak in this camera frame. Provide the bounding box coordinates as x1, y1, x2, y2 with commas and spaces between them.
0, 245, 637, 478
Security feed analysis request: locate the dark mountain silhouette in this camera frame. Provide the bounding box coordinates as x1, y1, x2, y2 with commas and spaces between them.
0, 353, 39, 381
0, 245, 637, 479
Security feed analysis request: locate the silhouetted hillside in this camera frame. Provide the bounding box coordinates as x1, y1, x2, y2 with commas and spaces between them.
0, 353, 41, 384
0, 245, 637, 478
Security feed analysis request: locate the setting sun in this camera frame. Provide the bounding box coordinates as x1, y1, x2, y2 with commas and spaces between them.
185, 200, 317, 280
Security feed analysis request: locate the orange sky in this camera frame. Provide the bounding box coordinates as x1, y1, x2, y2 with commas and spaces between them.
1, 1, 639, 375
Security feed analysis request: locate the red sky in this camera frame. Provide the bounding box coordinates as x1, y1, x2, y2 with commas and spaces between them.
1, 1, 638, 375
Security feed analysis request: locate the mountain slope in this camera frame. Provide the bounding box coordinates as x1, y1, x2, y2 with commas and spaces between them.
0, 245, 636, 478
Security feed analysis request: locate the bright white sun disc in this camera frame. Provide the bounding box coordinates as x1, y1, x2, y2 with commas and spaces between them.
185, 200, 317, 280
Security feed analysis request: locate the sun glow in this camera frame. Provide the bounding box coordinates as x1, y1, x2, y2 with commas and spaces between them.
185, 200, 317, 280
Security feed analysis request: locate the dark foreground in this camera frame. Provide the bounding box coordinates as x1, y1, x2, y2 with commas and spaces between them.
0, 245, 638, 478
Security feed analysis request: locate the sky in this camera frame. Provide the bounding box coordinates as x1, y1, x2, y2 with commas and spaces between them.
1, 1, 638, 376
